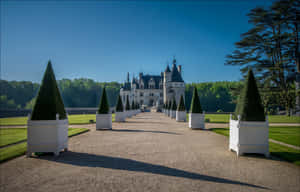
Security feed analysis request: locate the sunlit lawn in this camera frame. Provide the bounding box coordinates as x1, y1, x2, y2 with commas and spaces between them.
0, 128, 89, 163
211, 126, 300, 165
0, 114, 116, 126
186, 114, 300, 124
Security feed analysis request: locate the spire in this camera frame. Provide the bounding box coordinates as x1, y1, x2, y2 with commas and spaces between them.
165, 65, 171, 73
127, 72, 130, 83
171, 59, 183, 82
172, 56, 177, 67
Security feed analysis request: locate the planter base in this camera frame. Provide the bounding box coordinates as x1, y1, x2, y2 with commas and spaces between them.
189, 113, 205, 129
170, 110, 176, 119
229, 116, 269, 157
96, 114, 112, 130
115, 112, 125, 122
27, 119, 68, 157
176, 111, 186, 122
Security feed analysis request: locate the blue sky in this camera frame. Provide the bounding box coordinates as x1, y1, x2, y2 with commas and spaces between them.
1, 0, 274, 83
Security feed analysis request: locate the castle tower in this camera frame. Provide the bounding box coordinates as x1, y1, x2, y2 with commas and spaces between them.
164, 58, 185, 105
163, 65, 171, 104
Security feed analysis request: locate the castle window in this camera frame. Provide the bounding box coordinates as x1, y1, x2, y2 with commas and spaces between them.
160, 93, 163, 97
140, 92, 143, 97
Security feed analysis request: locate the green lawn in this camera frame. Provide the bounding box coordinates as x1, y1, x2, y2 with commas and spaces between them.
211, 127, 300, 165
186, 114, 300, 124
0, 114, 116, 126
0, 128, 89, 163
0, 128, 27, 147
269, 126, 300, 147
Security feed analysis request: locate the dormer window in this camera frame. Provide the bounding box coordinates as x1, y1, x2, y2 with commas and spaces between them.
149, 78, 155, 89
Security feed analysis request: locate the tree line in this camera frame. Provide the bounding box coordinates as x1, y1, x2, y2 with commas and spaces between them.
0, 79, 241, 112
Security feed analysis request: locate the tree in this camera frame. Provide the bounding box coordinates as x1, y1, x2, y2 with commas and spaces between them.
168, 100, 172, 110
177, 95, 186, 111
116, 95, 123, 112
125, 95, 130, 110
0, 95, 19, 109
31, 61, 67, 120
225, 0, 299, 115
171, 98, 177, 111
131, 100, 135, 110
98, 87, 110, 114
234, 69, 265, 121
190, 87, 202, 113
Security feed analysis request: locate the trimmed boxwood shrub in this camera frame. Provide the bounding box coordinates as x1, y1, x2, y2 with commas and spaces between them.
190, 87, 203, 113
116, 95, 123, 112
98, 87, 110, 114
234, 69, 265, 121
171, 98, 177, 111
31, 61, 67, 120
177, 95, 186, 111
125, 95, 130, 110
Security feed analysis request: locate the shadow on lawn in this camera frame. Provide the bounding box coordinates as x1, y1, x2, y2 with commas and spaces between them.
110, 129, 181, 135
39, 151, 268, 190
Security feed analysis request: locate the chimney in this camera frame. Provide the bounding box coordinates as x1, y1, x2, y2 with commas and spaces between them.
178, 65, 182, 74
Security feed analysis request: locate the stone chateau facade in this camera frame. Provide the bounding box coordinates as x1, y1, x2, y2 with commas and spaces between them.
120, 58, 185, 108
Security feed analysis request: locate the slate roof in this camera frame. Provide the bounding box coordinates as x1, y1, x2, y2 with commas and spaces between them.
140, 75, 162, 89
122, 82, 131, 91
171, 64, 184, 82
165, 65, 171, 72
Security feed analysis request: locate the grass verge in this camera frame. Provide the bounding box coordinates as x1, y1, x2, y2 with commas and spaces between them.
0, 114, 116, 126
211, 127, 300, 166
0, 128, 89, 163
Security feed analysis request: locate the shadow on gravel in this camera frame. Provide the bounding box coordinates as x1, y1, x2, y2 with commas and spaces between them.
110, 129, 180, 135
39, 151, 268, 190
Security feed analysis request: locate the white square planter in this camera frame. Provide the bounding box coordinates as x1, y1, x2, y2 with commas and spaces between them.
176, 111, 186, 122
115, 112, 125, 122
189, 113, 205, 129
96, 113, 112, 130
125, 110, 131, 118
229, 115, 269, 157
27, 116, 68, 157
170, 110, 176, 119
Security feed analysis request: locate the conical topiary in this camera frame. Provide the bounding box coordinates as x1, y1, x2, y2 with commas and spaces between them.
31, 60, 66, 120
131, 100, 135, 110
177, 95, 186, 111
190, 87, 202, 113
125, 95, 130, 110
234, 69, 265, 121
171, 98, 177, 111
98, 87, 110, 114
116, 95, 123, 112
168, 100, 172, 110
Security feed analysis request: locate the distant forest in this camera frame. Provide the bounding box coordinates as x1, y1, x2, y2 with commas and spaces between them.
0, 79, 241, 112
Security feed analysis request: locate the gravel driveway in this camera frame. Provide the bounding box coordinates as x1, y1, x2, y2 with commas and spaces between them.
0, 112, 299, 192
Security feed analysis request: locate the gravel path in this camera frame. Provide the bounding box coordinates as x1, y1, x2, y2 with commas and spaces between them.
0, 112, 299, 192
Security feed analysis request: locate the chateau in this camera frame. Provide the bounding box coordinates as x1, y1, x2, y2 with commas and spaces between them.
120, 58, 185, 108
